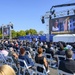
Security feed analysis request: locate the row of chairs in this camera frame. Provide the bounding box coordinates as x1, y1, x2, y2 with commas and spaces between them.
0, 47, 75, 75
18, 47, 75, 75
18, 59, 50, 75
0, 51, 50, 75
0, 53, 18, 74
18, 53, 75, 75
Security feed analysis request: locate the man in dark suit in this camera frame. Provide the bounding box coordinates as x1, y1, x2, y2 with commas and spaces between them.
59, 49, 75, 74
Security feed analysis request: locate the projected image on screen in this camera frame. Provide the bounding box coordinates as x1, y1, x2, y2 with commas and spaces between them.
52, 20, 59, 31
3, 27, 10, 36
51, 15, 75, 34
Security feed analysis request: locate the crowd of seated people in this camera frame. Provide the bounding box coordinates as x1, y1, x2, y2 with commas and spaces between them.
0, 39, 75, 75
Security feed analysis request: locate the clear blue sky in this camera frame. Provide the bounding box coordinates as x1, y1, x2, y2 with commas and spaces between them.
0, 0, 75, 33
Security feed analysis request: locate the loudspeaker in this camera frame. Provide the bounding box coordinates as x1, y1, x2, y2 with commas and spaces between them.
11, 25, 13, 29
41, 16, 45, 24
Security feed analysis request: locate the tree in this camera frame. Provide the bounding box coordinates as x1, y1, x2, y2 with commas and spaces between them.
28, 29, 37, 35
38, 31, 44, 35
25, 29, 37, 35
11, 30, 17, 38
0, 34, 2, 39
0, 28, 38, 39
25, 30, 29, 35
17, 30, 26, 37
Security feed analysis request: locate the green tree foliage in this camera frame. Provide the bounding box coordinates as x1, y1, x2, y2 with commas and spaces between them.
11, 30, 17, 38
17, 30, 26, 37
0, 34, 2, 39
25, 30, 29, 35
25, 29, 37, 35
0, 28, 38, 38
38, 31, 44, 35
0, 28, 2, 39
28, 29, 37, 35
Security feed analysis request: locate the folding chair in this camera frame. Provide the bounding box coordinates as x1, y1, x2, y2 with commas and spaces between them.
45, 53, 53, 67
0, 53, 6, 66
6, 56, 18, 70
6, 56, 14, 65
0, 53, 7, 65
58, 69, 75, 75
26, 51, 32, 59
35, 63, 50, 75
18, 59, 35, 75
57, 55, 66, 67
0, 53, 18, 74
30, 48, 37, 59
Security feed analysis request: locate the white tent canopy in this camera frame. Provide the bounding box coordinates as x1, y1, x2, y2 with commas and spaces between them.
53, 34, 75, 43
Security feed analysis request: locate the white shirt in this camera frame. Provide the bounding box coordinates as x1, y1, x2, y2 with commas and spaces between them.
0, 50, 8, 56
52, 26, 59, 31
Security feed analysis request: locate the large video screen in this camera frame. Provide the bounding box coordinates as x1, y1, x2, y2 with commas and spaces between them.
3, 27, 10, 36
51, 15, 75, 34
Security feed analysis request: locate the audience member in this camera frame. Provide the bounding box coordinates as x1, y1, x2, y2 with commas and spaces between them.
35, 47, 48, 72
19, 47, 34, 67
0, 43, 8, 56
46, 43, 55, 58
55, 43, 65, 55
59, 49, 75, 74
0, 65, 16, 75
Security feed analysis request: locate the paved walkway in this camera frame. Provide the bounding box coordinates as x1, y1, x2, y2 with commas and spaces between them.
49, 68, 58, 75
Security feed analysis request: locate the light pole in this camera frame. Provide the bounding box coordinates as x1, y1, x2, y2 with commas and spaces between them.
2, 24, 4, 40
41, 12, 51, 42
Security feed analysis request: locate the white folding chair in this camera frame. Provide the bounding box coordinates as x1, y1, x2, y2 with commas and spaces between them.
0, 53, 7, 64
18, 59, 35, 75
6, 56, 18, 72
45, 53, 53, 67
0, 52, 14, 65
58, 69, 75, 75
57, 55, 66, 67
0, 53, 6, 66
35, 63, 50, 75
31, 48, 37, 59
6, 56, 14, 65
26, 51, 32, 59
0, 53, 18, 74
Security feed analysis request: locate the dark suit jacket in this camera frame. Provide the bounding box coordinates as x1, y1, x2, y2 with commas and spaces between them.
59, 59, 75, 74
